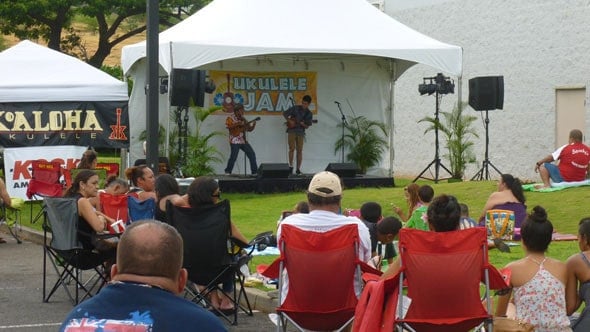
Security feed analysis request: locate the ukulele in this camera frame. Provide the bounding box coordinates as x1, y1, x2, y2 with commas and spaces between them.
229, 117, 261, 136
286, 117, 317, 129
222, 73, 234, 113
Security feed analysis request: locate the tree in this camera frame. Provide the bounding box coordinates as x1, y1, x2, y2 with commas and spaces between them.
0, 0, 210, 68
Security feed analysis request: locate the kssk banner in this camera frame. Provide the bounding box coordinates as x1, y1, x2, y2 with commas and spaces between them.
0, 101, 129, 148
208, 71, 317, 114
4, 146, 87, 200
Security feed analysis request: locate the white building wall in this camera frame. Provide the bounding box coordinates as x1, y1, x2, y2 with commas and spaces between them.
382, 0, 590, 181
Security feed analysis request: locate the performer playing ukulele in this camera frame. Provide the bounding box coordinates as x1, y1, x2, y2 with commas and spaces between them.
224, 103, 259, 176
283, 95, 313, 175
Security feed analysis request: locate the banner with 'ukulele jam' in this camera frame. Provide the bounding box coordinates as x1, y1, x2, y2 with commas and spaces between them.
208, 71, 317, 115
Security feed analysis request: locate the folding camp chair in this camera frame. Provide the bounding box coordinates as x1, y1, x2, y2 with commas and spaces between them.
394, 227, 508, 332
127, 196, 155, 223
42, 197, 109, 305
262, 224, 376, 332
166, 199, 253, 325
99, 192, 129, 224
26, 160, 64, 223
95, 162, 120, 178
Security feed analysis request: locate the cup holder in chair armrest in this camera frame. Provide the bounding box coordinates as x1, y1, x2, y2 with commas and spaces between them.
232, 231, 275, 252
249, 231, 277, 247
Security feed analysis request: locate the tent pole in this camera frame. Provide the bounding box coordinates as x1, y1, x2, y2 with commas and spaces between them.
388, 60, 396, 180
146, 0, 160, 175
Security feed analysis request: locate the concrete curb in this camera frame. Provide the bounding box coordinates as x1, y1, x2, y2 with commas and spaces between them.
1, 225, 278, 314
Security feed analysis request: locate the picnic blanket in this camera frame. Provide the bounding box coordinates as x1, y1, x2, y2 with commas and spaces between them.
522, 179, 590, 192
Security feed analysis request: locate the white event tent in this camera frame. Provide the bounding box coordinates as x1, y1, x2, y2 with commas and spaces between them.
122, 0, 462, 176
0, 40, 130, 199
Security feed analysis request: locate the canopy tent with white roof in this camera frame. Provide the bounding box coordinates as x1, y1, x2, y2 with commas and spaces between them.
0, 40, 130, 199
122, 0, 462, 176
1, 40, 128, 103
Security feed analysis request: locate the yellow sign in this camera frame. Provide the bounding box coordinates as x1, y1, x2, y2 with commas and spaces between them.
209, 71, 317, 115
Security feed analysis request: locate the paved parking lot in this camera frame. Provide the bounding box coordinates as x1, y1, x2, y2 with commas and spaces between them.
0, 228, 286, 331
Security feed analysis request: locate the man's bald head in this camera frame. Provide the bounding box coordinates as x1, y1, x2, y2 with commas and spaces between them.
116, 220, 183, 280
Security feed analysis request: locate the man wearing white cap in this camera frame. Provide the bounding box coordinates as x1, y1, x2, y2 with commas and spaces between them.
276, 171, 371, 302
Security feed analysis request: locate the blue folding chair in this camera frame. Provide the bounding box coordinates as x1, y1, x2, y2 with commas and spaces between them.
127, 196, 155, 223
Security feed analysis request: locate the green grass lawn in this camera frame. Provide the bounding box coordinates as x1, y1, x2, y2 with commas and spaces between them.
19, 177, 586, 271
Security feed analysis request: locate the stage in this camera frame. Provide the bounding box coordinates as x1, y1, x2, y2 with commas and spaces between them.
181, 173, 395, 194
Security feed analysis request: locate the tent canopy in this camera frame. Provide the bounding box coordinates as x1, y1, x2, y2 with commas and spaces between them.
122, 0, 462, 76
0, 40, 128, 103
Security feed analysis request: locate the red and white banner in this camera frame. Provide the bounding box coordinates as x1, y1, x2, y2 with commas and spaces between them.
4, 146, 87, 200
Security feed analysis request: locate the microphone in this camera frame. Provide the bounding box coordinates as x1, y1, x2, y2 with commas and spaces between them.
334, 101, 341, 105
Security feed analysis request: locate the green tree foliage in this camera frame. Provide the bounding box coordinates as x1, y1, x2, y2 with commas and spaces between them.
334, 116, 388, 174
0, 0, 211, 68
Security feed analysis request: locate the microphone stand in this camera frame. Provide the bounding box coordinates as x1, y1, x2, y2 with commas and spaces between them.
335, 102, 347, 163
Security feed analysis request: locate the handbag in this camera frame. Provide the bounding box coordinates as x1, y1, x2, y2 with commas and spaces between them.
91, 232, 119, 252
486, 209, 515, 240
493, 316, 535, 332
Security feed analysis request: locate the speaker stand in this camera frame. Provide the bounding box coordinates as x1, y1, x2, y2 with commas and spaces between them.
471, 110, 502, 180
413, 91, 453, 183
173, 106, 189, 178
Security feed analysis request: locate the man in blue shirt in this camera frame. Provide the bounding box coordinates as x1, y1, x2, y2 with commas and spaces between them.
61, 220, 226, 332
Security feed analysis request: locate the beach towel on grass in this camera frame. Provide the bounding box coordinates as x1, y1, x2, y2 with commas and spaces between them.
522, 179, 590, 192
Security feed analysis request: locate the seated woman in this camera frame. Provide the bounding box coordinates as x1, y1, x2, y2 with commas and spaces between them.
380, 194, 461, 280
186, 176, 249, 312
566, 217, 590, 331
479, 174, 527, 234
63, 170, 117, 262
495, 206, 571, 332
393, 183, 420, 223
154, 173, 186, 223
125, 165, 157, 202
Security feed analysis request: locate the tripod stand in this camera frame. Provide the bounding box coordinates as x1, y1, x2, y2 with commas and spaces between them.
173, 106, 189, 178
335, 101, 347, 163
471, 110, 502, 180
413, 91, 453, 183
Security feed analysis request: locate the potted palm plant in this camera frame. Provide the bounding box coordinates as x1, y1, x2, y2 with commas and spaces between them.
182, 106, 224, 177
334, 115, 388, 174
418, 102, 479, 180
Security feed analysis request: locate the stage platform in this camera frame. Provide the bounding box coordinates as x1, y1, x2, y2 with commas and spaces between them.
199, 173, 395, 194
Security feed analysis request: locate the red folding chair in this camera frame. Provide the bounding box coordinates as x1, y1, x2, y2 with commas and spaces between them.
394, 227, 508, 332
96, 162, 120, 178
26, 160, 64, 223
263, 224, 377, 332
99, 192, 129, 224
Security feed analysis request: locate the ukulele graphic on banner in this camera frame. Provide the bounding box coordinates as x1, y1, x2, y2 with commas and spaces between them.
222, 73, 235, 113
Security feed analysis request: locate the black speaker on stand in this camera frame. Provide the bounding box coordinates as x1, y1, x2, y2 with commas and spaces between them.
325, 163, 358, 178
469, 76, 504, 181
257, 163, 291, 179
